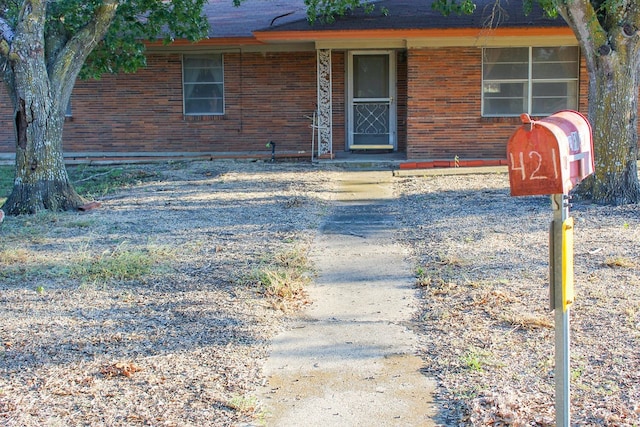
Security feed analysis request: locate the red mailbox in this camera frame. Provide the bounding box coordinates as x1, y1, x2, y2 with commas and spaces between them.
507, 111, 594, 196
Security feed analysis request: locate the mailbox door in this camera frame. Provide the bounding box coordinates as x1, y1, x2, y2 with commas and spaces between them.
507, 125, 568, 196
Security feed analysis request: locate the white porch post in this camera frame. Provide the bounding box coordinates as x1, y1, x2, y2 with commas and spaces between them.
316, 49, 333, 157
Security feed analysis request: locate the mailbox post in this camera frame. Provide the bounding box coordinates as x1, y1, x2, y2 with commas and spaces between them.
506, 111, 594, 427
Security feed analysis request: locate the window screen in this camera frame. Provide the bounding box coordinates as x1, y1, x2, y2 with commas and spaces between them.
482, 46, 578, 117
183, 54, 224, 115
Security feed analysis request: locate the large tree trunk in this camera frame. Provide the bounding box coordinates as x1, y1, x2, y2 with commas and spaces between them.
587, 57, 640, 204
558, 0, 640, 205
2, 96, 83, 215
1, 0, 84, 215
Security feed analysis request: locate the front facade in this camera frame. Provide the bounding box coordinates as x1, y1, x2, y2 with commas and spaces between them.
0, 0, 590, 163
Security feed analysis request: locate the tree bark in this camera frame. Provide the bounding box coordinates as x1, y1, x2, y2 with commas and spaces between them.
1, 0, 84, 215
1, 1, 119, 215
586, 55, 640, 204
557, 0, 640, 205
2, 97, 84, 214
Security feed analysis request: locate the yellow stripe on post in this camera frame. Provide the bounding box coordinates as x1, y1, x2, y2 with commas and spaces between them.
562, 217, 574, 311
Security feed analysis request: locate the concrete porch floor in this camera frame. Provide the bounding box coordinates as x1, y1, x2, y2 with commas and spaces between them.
316, 150, 407, 169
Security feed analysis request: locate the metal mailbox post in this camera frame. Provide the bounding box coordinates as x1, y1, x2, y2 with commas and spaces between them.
506, 111, 595, 427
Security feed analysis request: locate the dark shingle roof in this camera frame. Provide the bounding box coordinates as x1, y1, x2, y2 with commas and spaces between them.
262, 0, 567, 31
203, 0, 308, 37
202, 0, 567, 39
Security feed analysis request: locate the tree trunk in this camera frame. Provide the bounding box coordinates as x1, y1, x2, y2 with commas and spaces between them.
585, 54, 640, 205
557, 0, 640, 205
1, 2, 83, 215
2, 94, 84, 215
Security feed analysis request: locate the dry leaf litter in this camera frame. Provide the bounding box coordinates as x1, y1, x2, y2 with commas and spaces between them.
0, 161, 638, 426
397, 172, 640, 426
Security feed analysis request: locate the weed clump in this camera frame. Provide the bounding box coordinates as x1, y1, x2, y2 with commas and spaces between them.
246, 248, 313, 312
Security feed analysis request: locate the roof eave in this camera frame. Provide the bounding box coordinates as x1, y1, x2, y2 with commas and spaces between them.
144, 27, 577, 52
145, 37, 265, 51
254, 27, 575, 42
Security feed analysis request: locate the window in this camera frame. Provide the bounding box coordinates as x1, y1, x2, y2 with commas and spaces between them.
183, 54, 224, 115
482, 46, 579, 117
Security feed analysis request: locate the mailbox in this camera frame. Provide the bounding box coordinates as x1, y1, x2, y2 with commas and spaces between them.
506, 110, 594, 196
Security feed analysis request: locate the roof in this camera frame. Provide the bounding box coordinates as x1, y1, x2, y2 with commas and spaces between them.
202, 0, 567, 39
202, 0, 307, 38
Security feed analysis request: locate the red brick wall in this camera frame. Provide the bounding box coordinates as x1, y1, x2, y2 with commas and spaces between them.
0, 84, 13, 148
0, 46, 624, 161
0, 51, 318, 157
396, 50, 408, 152
406, 47, 591, 161
331, 51, 346, 153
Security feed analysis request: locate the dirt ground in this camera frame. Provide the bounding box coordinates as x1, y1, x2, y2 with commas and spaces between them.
1, 161, 639, 426
0, 161, 336, 427
396, 171, 640, 425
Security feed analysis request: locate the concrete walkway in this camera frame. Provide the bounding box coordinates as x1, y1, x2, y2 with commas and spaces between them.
257, 171, 437, 426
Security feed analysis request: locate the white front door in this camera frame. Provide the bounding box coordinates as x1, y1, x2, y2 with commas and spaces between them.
348, 51, 396, 150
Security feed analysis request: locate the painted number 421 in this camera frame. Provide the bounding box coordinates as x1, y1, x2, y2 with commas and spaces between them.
510, 149, 559, 181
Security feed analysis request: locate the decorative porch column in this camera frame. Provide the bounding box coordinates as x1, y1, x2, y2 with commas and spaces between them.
316, 49, 333, 157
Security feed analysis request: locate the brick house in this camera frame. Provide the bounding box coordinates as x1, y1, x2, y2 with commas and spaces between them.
0, 0, 585, 163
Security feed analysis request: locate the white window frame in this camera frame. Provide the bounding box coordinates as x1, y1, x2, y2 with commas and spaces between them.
481, 46, 579, 117
182, 54, 225, 116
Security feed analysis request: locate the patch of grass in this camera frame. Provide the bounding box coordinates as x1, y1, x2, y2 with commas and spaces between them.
62, 219, 95, 228
0, 247, 31, 265
70, 243, 174, 285
255, 268, 307, 299
0, 164, 159, 208
0, 211, 64, 244
415, 266, 432, 287
69, 165, 159, 198
604, 256, 636, 269
501, 312, 553, 330
0, 245, 66, 284
0, 165, 13, 206
1, 242, 171, 287
571, 365, 584, 381
246, 248, 313, 311
461, 348, 490, 372
227, 394, 258, 414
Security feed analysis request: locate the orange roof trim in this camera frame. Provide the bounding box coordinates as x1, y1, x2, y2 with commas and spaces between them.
254, 27, 574, 42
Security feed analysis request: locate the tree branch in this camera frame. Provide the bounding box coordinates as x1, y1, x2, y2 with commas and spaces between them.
555, 0, 606, 70
0, 16, 15, 43
0, 15, 15, 57
0, 39, 9, 56
50, 1, 119, 104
